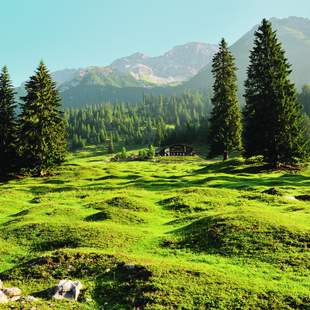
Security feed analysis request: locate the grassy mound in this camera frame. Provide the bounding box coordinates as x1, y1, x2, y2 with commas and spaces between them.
166, 213, 309, 267
2, 222, 141, 251
161, 188, 237, 213
161, 196, 205, 213
85, 208, 146, 225
87, 196, 150, 212
0, 251, 153, 309
105, 196, 150, 211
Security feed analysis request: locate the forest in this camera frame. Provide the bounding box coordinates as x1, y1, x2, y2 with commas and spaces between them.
65, 92, 210, 150
66, 87, 310, 152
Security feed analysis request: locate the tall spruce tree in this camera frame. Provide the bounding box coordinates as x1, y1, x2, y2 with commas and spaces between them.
244, 19, 307, 165
0, 66, 17, 174
208, 39, 242, 160
108, 134, 114, 153
19, 61, 66, 173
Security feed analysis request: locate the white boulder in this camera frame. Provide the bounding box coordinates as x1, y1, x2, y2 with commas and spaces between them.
9, 295, 21, 302
3, 287, 22, 297
53, 280, 82, 301
22, 295, 37, 302
0, 291, 8, 303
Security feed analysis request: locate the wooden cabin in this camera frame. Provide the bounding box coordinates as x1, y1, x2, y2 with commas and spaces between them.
156, 144, 195, 156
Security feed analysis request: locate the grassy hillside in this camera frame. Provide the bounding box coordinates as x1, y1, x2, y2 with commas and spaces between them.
0, 147, 309, 309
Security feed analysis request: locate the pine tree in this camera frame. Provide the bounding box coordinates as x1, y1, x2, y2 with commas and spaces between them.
19, 61, 67, 174
108, 134, 114, 153
244, 19, 308, 165
208, 39, 242, 160
0, 66, 17, 174
148, 144, 155, 159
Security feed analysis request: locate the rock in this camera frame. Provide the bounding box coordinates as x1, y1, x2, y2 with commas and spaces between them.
22, 295, 37, 302
0, 291, 8, 303
3, 287, 22, 297
285, 195, 297, 201
262, 187, 281, 196
10, 295, 21, 302
53, 280, 82, 301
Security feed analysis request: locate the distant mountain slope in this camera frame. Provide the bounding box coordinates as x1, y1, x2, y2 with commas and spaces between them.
55, 43, 218, 107
50, 42, 218, 90
184, 17, 310, 93
59, 66, 153, 91
110, 42, 218, 84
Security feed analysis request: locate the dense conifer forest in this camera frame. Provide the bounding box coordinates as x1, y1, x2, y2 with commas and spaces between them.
66, 92, 210, 150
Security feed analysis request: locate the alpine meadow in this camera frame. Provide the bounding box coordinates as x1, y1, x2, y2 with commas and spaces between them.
0, 1, 309, 309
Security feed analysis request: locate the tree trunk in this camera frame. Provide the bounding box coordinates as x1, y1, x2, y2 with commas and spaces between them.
223, 151, 229, 161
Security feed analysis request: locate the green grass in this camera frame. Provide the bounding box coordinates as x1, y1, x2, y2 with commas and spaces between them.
0, 146, 309, 309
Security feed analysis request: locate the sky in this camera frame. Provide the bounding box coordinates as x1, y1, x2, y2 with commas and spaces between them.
1, 0, 310, 85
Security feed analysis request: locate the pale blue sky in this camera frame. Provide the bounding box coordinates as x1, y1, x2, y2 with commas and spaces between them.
2, 0, 310, 85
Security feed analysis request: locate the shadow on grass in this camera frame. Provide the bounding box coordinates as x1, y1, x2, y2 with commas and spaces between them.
93, 264, 154, 309
29, 185, 78, 196
43, 179, 67, 185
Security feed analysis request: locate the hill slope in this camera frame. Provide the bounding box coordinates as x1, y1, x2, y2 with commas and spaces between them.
0, 148, 309, 309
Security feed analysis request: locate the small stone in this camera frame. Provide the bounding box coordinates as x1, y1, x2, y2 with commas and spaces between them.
125, 264, 136, 270
53, 280, 82, 301
10, 295, 21, 302
0, 291, 8, 303
23, 295, 37, 302
3, 287, 22, 297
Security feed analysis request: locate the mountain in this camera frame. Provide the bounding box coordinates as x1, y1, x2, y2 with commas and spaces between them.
55, 42, 218, 107
58, 67, 177, 107
59, 66, 153, 90
18, 17, 310, 108
184, 16, 310, 94
110, 42, 218, 84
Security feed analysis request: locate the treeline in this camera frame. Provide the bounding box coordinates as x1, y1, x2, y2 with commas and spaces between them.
0, 62, 66, 177
66, 92, 211, 150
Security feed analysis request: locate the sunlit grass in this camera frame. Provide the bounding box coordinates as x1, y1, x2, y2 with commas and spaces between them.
0, 146, 309, 309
